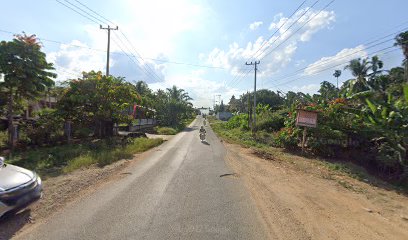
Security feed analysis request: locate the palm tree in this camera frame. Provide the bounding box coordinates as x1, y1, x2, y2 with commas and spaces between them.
394, 31, 408, 82
344, 58, 371, 94
166, 85, 192, 102
333, 69, 342, 90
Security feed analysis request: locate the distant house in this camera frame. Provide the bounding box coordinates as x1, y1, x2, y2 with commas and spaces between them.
216, 112, 233, 121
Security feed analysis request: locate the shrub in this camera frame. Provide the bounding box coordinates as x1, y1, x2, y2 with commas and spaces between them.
255, 109, 286, 132
22, 108, 64, 145
225, 114, 249, 130
307, 125, 348, 157
154, 126, 178, 135
274, 127, 300, 149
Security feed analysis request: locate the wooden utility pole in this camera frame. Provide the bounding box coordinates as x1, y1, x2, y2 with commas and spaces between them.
100, 25, 118, 76
246, 61, 260, 132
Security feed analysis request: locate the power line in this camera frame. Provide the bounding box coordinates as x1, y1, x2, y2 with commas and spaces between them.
110, 35, 162, 82
73, 0, 117, 26
52, 0, 227, 76
255, 0, 320, 60
263, 25, 408, 88
116, 31, 163, 81
224, 0, 310, 88
53, 0, 164, 81
267, 45, 399, 89
62, 0, 105, 24
55, 0, 100, 25
226, 0, 323, 90
224, 0, 309, 89
251, 0, 308, 60
260, 0, 335, 61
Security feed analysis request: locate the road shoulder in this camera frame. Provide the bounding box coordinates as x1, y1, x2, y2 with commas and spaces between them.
222, 141, 408, 240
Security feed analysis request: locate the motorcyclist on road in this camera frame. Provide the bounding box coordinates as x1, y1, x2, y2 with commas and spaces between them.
199, 126, 206, 134
199, 126, 206, 141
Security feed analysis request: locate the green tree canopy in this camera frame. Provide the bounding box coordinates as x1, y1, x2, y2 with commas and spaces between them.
0, 33, 56, 145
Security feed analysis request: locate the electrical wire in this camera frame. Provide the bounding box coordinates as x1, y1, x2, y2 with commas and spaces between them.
267, 45, 399, 89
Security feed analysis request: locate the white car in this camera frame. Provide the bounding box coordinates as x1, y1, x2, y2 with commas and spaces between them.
0, 157, 42, 218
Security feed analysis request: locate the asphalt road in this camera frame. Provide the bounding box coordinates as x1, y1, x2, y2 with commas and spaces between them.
17, 116, 267, 240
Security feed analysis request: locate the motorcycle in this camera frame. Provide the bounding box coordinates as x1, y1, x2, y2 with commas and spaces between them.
199, 132, 206, 141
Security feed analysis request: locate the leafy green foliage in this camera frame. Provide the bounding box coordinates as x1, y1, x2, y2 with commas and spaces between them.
255, 106, 286, 132
21, 108, 64, 145
154, 126, 177, 135
0, 33, 56, 146
57, 71, 139, 137
225, 114, 249, 130
153, 85, 194, 128
7, 137, 163, 177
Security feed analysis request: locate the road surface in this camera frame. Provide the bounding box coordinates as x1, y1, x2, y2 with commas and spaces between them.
17, 117, 267, 240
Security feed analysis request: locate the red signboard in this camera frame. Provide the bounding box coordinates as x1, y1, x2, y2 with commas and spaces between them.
296, 109, 318, 128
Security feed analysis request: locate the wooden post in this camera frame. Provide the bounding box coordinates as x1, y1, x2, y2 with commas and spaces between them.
64, 121, 72, 143
301, 127, 307, 153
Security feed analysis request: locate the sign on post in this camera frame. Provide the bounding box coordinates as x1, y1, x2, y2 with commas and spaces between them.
296, 109, 318, 128
296, 109, 318, 152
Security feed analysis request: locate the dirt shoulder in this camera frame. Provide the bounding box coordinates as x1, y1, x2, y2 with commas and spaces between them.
223, 142, 408, 240
0, 138, 165, 240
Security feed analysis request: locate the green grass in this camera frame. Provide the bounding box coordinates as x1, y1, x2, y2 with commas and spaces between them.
6, 137, 164, 178
154, 126, 178, 135
155, 116, 196, 135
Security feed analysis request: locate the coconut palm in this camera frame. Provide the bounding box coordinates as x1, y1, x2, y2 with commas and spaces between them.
344, 58, 371, 94
394, 31, 408, 82
333, 69, 342, 89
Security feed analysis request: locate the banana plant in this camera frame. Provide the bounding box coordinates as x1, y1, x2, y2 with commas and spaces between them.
357, 85, 408, 165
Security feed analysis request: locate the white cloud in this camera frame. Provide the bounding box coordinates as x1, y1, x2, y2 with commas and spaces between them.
203, 8, 336, 78
121, 0, 207, 57
47, 0, 208, 82
149, 69, 242, 108
249, 21, 263, 31
304, 45, 368, 75
292, 83, 320, 94
47, 40, 106, 81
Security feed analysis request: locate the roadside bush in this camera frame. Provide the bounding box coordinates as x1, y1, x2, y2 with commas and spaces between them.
255, 109, 286, 132
274, 127, 300, 149
225, 114, 249, 130
22, 108, 64, 146
154, 126, 177, 135
307, 125, 348, 157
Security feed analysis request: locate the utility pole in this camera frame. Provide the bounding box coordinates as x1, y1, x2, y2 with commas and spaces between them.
100, 25, 118, 76
246, 61, 260, 132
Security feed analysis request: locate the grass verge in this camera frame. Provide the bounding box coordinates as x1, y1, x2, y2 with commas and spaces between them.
6, 137, 164, 178
208, 116, 407, 193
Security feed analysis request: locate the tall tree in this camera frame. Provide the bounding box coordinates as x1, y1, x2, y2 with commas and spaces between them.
58, 71, 139, 137
344, 58, 371, 93
333, 69, 342, 90
394, 31, 408, 82
318, 81, 338, 101
0, 33, 56, 146
227, 95, 240, 113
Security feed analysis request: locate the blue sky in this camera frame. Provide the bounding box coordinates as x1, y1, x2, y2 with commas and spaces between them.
1, 0, 407, 107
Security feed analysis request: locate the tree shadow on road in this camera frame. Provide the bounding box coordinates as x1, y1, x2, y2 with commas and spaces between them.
201, 141, 210, 145
183, 127, 198, 132
0, 209, 32, 239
